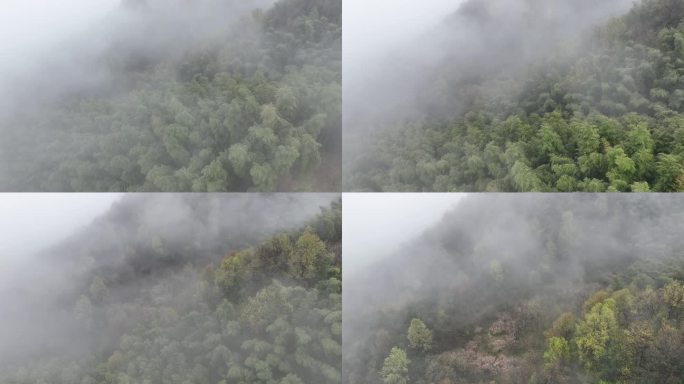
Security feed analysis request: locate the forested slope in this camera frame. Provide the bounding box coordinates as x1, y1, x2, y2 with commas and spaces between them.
344, 195, 684, 384
0, 0, 341, 192
0, 194, 341, 384
348, 0, 684, 192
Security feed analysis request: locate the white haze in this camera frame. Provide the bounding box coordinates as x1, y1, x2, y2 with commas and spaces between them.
0, 193, 337, 367
342, 195, 684, 383
0, 193, 121, 299
343, 0, 635, 122
343, 193, 466, 275
342, 0, 635, 187
0, 0, 119, 80
343, 0, 464, 67
343, 0, 464, 130
0, 0, 274, 124
0, 194, 122, 263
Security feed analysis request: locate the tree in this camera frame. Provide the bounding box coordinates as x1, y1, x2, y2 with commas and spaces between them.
215, 250, 250, 297
74, 295, 93, 331
228, 143, 250, 177
574, 119, 601, 156
298, 133, 322, 175
250, 163, 277, 191
274, 144, 299, 174
543, 336, 570, 370
275, 86, 298, 119
655, 154, 683, 191
538, 123, 565, 159
663, 280, 684, 320
381, 347, 410, 384
200, 159, 229, 192
606, 146, 636, 191
407, 318, 433, 352
575, 298, 625, 377
1, 0, 340, 192
288, 229, 328, 281
489, 260, 505, 283
89, 276, 109, 303
546, 312, 576, 340
511, 161, 544, 191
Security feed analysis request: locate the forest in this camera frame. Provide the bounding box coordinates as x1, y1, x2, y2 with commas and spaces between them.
0, 194, 341, 384
0, 0, 341, 192
344, 194, 684, 384
346, 0, 684, 192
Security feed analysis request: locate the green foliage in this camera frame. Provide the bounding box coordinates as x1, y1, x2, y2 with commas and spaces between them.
407, 318, 433, 353
344, 195, 684, 384
543, 337, 570, 370
663, 280, 684, 319
349, 0, 684, 192
288, 229, 331, 281
546, 280, 684, 383
0, 197, 342, 384
575, 299, 624, 374
380, 348, 410, 384
546, 312, 576, 340
1, 0, 341, 192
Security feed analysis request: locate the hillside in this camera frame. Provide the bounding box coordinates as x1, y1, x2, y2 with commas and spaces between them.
0, 0, 341, 192
0, 194, 341, 384
343, 194, 684, 384
347, 0, 684, 192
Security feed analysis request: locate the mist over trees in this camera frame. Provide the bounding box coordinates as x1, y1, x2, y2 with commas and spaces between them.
345, 0, 684, 192
344, 194, 684, 384
0, 193, 341, 384
0, 0, 341, 192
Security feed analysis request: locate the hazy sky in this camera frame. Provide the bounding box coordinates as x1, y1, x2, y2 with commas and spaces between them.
344, 0, 463, 79
343, 193, 466, 275
0, 0, 119, 76
0, 194, 122, 262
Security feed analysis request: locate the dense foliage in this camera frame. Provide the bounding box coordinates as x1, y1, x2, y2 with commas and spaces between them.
0, 0, 341, 192
348, 0, 684, 192
544, 280, 684, 383
343, 195, 684, 384
0, 195, 341, 384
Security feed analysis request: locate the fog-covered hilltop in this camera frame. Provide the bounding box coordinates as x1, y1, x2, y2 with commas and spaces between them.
0, 194, 342, 384
344, 194, 684, 384
0, 0, 341, 192
346, 0, 684, 192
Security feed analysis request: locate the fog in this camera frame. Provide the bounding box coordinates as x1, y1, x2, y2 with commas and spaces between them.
344, 0, 634, 125
343, 193, 465, 275
0, 194, 122, 263
0, 193, 337, 377
0, 0, 339, 192
342, 0, 464, 137
343, 194, 684, 383
343, 0, 462, 69
343, 0, 635, 185
0, 0, 272, 116
0, 0, 120, 121
0, 0, 119, 77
